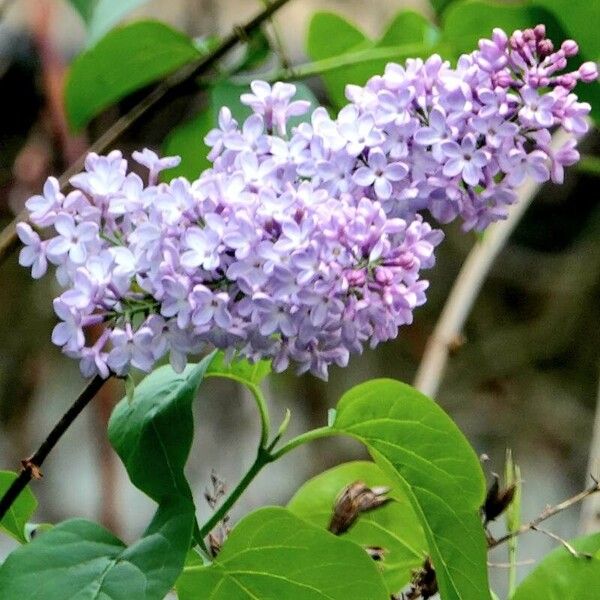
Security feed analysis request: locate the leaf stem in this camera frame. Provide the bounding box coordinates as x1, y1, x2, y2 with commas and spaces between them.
205, 374, 270, 448
197, 424, 333, 540
268, 426, 333, 460
0, 375, 109, 522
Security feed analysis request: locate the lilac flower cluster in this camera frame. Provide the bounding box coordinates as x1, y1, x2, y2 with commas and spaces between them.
18, 26, 596, 379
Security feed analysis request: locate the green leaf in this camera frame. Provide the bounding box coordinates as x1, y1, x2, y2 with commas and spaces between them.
306, 12, 371, 107
512, 533, 600, 600
206, 351, 271, 388
287, 461, 427, 593
306, 11, 437, 108
65, 20, 201, 130
307, 12, 368, 63
176, 506, 389, 599
108, 352, 215, 503
379, 10, 440, 47
0, 497, 194, 600
332, 379, 490, 600
0, 471, 37, 544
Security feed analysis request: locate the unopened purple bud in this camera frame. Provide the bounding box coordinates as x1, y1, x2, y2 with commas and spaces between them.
579, 61, 599, 83
523, 28, 535, 43
374, 266, 393, 285
494, 71, 514, 88
555, 56, 568, 70
533, 24, 546, 40
347, 270, 366, 287
537, 39, 554, 57
561, 40, 579, 57
554, 74, 577, 89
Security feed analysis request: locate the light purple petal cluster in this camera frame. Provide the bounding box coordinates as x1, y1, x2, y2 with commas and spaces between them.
18, 26, 596, 380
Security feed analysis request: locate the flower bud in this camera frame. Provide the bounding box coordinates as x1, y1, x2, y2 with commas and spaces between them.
561, 39, 579, 57
579, 61, 599, 83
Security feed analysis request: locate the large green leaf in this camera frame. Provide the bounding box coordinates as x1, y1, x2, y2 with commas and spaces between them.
67, 0, 151, 44
287, 461, 427, 593
0, 471, 37, 544
332, 379, 490, 600
65, 20, 201, 130
512, 533, 600, 599
108, 352, 215, 503
176, 506, 389, 599
0, 497, 194, 600
306, 11, 437, 108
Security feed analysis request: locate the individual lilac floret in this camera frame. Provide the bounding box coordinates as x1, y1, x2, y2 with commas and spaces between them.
18, 26, 595, 380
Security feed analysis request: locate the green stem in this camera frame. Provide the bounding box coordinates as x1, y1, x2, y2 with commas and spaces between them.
205, 375, 270, 447
269, 426, 333, 460
233, 42, 430, 84
198, 446, 273, 539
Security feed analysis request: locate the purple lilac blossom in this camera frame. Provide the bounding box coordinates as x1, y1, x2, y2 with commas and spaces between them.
18, 27, 597, 380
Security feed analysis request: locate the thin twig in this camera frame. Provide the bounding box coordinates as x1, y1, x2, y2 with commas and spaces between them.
580, 372, 600, 533
0, 0, 294, 265
413, 127, 581, 398
489, 478, 600, 549
530, 525, 591, 558
0, 375, 108, 521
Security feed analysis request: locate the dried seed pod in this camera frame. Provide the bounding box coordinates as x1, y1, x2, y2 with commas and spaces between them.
482, 473, 516, 524
328, 480, 391, 535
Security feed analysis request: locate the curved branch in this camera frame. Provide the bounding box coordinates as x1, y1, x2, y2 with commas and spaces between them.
0, 375, 108, 521
0, 0, 294, 265
413, 127, 578, 398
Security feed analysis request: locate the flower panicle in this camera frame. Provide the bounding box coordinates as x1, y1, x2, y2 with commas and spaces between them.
18, 26, 596, 380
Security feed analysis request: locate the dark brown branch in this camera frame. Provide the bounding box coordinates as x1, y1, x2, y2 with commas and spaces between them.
0, 0, 294, 265
0, 375, 107, 521
489, 478, 600, 549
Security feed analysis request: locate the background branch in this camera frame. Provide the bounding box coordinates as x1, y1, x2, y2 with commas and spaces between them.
0, 374, 108, 521
490, 478, 600, 549
580, 372, 600, 533
0, 0, 294, 265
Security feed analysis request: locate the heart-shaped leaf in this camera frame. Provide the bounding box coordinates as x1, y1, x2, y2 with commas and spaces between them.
176, 506, 389, 599
332, 379, 490, 600
66, 20, 201, 130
